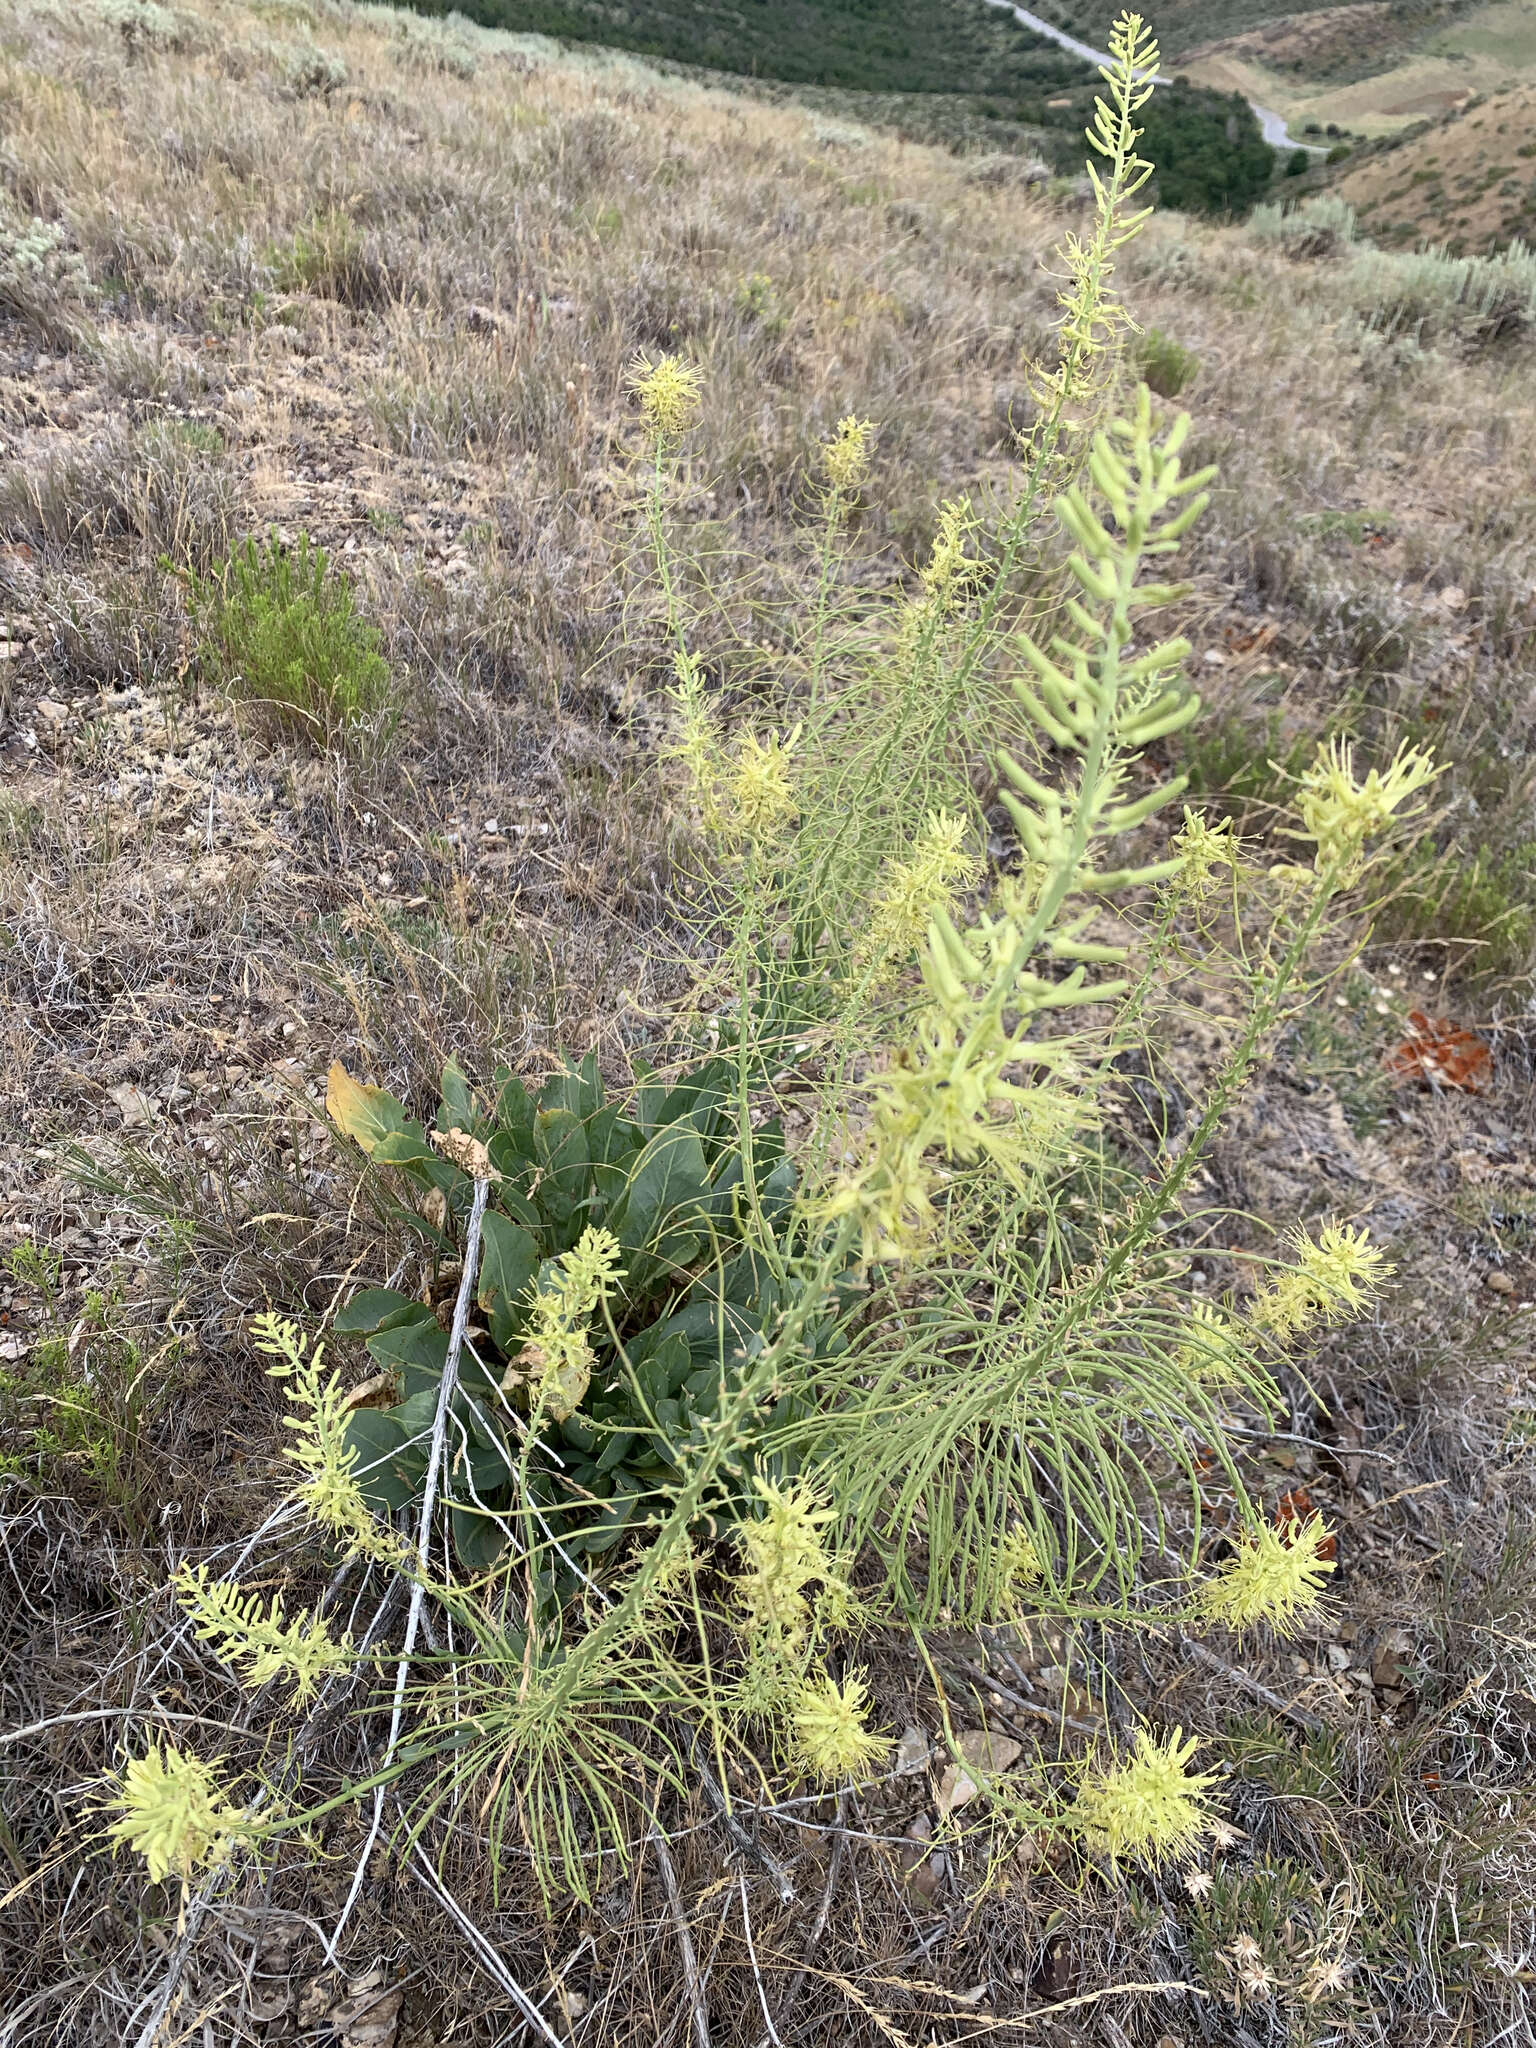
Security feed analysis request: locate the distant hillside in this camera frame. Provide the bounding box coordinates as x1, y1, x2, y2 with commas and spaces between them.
1022, 0, 1470, 64
1329, 81, 1536, 248
400, 0, 1092, 100
1147, 0, 1536, 146
404, 0, 1277, 210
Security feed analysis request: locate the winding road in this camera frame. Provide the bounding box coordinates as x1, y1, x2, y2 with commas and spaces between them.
982, 0, 1331, 155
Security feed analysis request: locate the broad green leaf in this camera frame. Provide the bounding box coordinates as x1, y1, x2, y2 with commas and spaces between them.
477, 1211, 539, 1318
437, 1057, 477, 1133
484, 1138, 541, 1222
560, 1412, 599, 1454
334, 1287, 418, 1336
494, 1067, 534, 1149
608, 1123, 710, 1281
344, 1409, 421, 1513
391, 1387, 443, 1440
450, 1500, 510, 1570
533, 1107, 591, 1242
628, 1329, 691, 1407
370, 1130, 439, 1168
366, 1317, 448, 1398
595, 1428, 635, 1473
538, 1055, 603, 1123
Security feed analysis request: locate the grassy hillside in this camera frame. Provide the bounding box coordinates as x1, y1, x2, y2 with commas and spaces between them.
1030, 0, 1473, 63
1174, 0, 1536, 141
408, 0, 1095, 96
407, 0, 1279, 210
4, 1, 1536, 2043
1331, 79, 1536, 247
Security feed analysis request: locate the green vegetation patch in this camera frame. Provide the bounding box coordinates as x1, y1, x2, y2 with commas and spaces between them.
188, 531, 396, 749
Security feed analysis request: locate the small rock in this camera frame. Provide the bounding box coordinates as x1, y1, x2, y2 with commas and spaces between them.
936, 1730, 1023, 1818
1487, 1270, 1515, 1295
1371, 1627, 1413, 1690
35, 696, 68, 723
893, 1723, 929, 1776
1326, 1643, 1351, 1673
109, 1083, 154, 1127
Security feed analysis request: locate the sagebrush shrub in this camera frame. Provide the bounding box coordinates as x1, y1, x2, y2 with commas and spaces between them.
0, 213, 95, 350
188, 531, 395, 747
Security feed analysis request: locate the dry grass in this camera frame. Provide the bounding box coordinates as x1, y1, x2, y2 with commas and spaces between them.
2, 0, 1536, 2041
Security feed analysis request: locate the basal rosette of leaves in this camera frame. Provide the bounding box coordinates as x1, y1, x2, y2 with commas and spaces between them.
326, 1052, 851, 1576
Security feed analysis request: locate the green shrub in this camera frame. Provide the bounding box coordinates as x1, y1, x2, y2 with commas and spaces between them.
189, 531, 395, 747
269, 210, 388, 309
1137, 324, 1199, 396
1374, 836, 1536, 986
327, 1050, 852, 1578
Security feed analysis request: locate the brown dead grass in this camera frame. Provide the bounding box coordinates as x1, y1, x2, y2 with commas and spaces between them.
2, 0, 1536, 2043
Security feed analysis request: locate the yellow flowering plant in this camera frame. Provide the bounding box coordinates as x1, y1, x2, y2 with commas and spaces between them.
1074, 1727, 1218, 1864
1201, 1513, 1337, 1636
94, 12, 1441, 1905
105, 1744, 245, 1888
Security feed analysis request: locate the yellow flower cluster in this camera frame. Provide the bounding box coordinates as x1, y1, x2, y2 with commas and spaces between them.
1201, 1512, 1336, 1635
822, 413, 875, 494
1297, 737, 1437, 877
1175, 1300, 1244, 1388
106, 1743, 243, 1886
1172, 806, 1238, 905
513, 1225, 624, 1423
628, 351, 701, 441
791, 1670, 889, 1783
919, 498, 979, 614
667, 649, 798, 850
734, 1476, 842, 1651
991, 1524, 1046, 1608
863, 811, 981, 983
1253, 1221, 1390, 1342
726, 725, 800, 845
175, 1564, 353, 1703
1074, 1725, 1217, 1865
827, 1019, 1084, 1265
255, 1313, 398, 1562
669, 647, 721, 819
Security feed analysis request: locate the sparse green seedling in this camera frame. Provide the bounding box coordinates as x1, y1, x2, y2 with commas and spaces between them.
188, 530, 396, 750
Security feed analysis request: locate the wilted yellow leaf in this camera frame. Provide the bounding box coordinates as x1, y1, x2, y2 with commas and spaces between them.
325, 1061, 404, 1157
